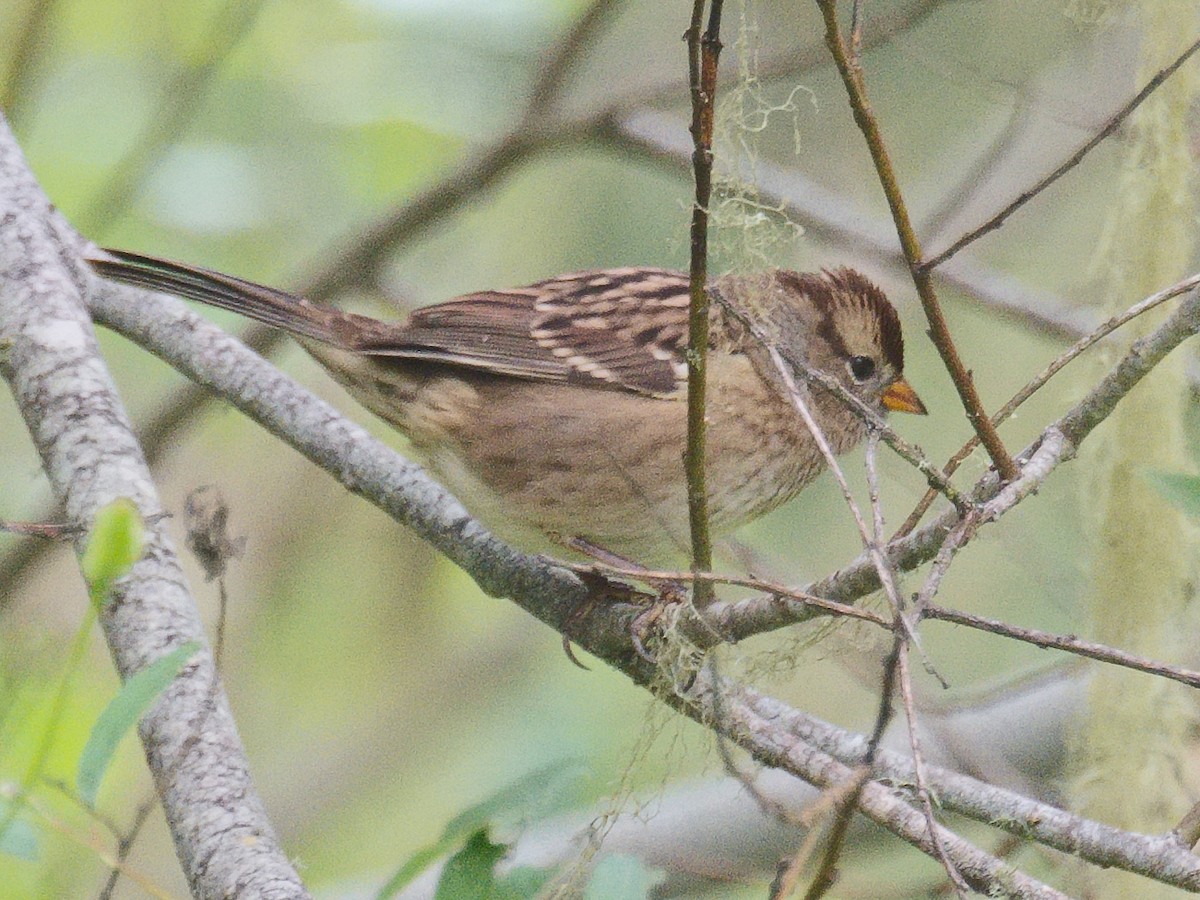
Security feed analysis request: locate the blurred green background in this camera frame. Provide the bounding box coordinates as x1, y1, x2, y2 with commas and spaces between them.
0, 0, 1189, 897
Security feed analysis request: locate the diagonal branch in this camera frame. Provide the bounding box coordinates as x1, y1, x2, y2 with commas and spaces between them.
815, 0, 1019, 482
708, 677, 1200, 892
920, 35, 1200, 273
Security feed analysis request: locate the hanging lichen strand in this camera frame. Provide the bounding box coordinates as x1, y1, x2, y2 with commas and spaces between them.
1069, 6, 1200, 898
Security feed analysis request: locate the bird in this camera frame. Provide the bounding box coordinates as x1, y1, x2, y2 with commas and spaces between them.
89, 251, 926, 565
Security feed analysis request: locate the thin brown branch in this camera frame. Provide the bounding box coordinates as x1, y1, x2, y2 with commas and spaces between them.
921, 35, 1200, 273
919, 95, 1033, 243
0, 517, 81, 539
562, 561, 892, 628
608, 0, 948, 115
768, 771, 868, 900
98, 794, 157, 900
897, 644, 969, 898
608, 107, 1097, 342
714, 677, 1195, 894
710, 289, 968, 515
527, 0, 627, 115
815, 0, 1019, 483
684, 0, 724, 606
921, 604, 1200, 690
896, 270, 1200, 537
19, 792, 173, 900
803, 636, 901, 900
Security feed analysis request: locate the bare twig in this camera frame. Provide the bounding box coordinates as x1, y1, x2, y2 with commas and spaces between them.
0, 517, 81, 539
1175, 802, 1200, 851
920, 36, 1200, 273
562, 561, 892, 628
98, 795, 158, 900
896, 644, 969, 897
16, 790, 173, 900
708, 676, 1199, 893
712, 291, 968, 511
768, 771, 868, 899
921, 604, 1200, 691
815, 0, 1019, 483
909, 511, 978, 615
684, 0, 725, 606
919, 95, 1034, 243
685, 667, 1071, 899
610, 107, 1097, 342
762, 346, 924, 668
802, 636, 901, 900
527, 0, 627, 115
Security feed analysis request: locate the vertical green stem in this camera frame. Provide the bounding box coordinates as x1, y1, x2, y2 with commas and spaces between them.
685, 1, 724, 605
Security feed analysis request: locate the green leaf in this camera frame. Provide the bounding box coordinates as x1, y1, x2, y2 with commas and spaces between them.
433, 828, 507, 900
584, 855, 664, 899
1143, 470, 1200, 518
81, 498, 145, 607
493, 866, 552, 900
376, 760, 585, 899
76, 642, 200, 806
0, 802, 39, 861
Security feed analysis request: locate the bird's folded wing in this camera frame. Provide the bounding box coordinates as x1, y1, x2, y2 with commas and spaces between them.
359, 267, 693, 397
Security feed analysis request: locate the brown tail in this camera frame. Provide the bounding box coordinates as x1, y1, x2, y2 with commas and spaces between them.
87, 249, 350, 347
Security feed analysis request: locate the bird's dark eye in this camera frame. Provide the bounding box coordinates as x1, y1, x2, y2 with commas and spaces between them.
848, 355, 876, 381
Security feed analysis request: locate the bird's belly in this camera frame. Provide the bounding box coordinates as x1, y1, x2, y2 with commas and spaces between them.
418, 376, 820, 565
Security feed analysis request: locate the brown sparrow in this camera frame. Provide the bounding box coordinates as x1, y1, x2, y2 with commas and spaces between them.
89, 251, 926, 564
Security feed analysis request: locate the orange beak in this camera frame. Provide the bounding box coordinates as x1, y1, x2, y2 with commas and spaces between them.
882, 378, 927, 415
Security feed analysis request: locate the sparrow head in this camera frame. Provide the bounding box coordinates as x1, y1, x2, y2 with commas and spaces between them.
745, 267, 927, 416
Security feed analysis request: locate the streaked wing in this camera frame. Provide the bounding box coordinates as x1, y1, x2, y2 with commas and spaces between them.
361, 267, 692, 396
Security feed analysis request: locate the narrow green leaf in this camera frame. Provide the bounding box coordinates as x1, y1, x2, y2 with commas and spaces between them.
376, 760, 584, 899
441, 760, 583, 839
584, 854, 664, 899
433, 828, 506, 900
1143, 470, 1200, 518
0, 802, 39, 861
81, 498, 145, 607
76, 642, 199, 806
